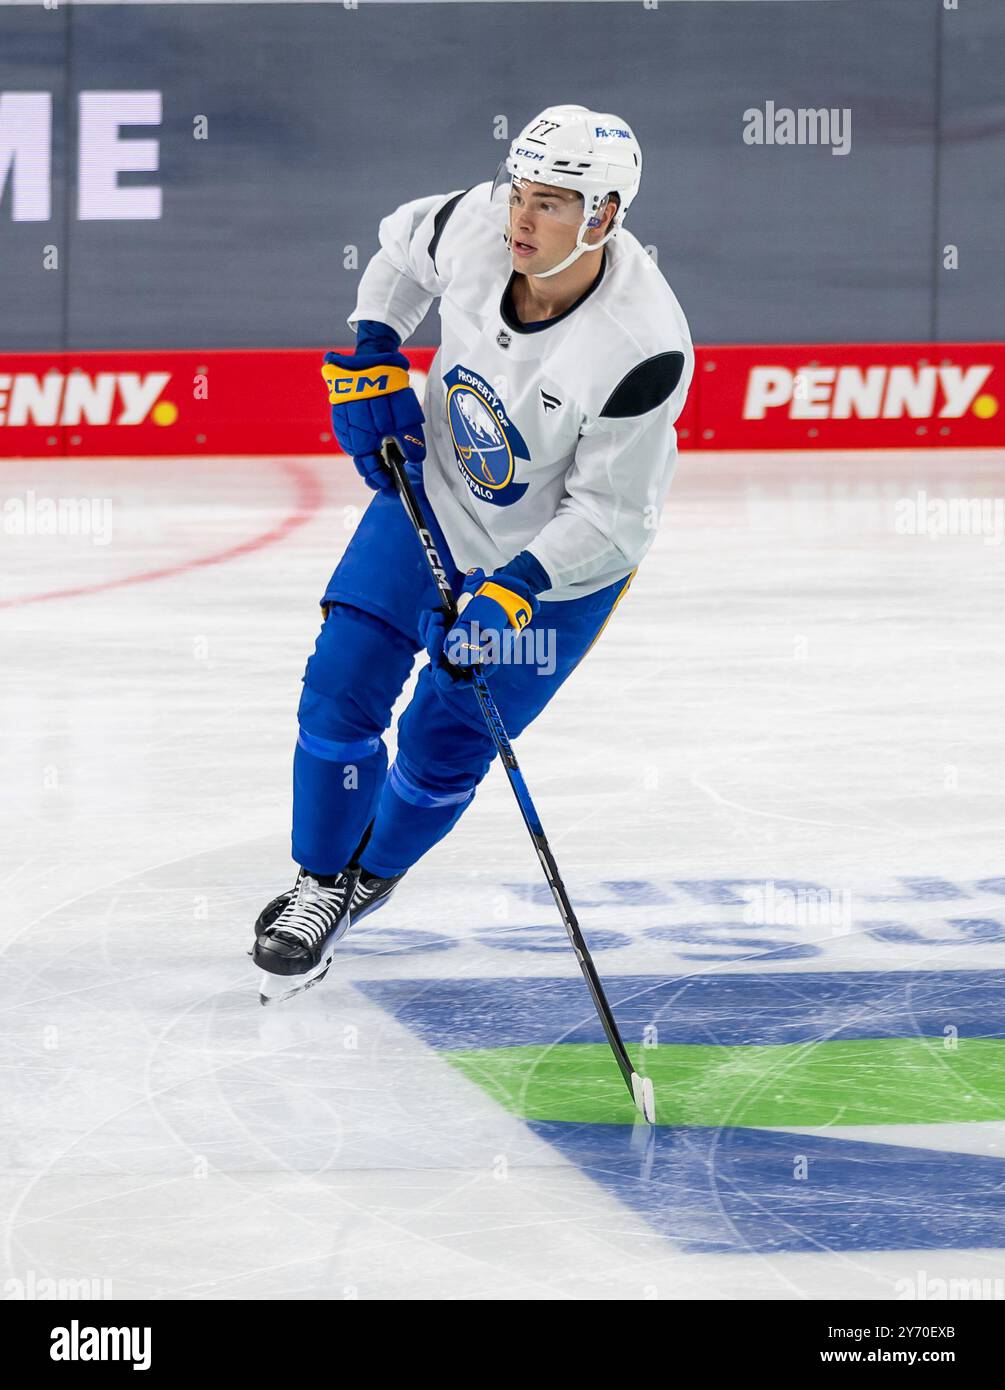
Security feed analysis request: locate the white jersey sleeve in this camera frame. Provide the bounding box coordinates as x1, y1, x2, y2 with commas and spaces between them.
347, 189, 467, 343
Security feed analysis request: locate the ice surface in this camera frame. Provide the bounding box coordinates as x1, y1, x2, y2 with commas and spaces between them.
2, 448, 1003, 1298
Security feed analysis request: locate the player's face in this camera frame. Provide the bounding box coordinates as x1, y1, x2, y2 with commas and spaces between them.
507, 181, 588, 275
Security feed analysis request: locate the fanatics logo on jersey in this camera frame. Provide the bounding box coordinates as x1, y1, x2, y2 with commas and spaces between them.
540, 388, 561, 414
443, 363, 530, 507
496, 329, 511, 350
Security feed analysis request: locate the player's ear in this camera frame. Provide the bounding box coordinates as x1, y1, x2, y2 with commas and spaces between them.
587, 193, 618, 241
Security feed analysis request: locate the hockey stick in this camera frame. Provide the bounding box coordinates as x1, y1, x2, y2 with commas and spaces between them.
381, 437, 656, 1125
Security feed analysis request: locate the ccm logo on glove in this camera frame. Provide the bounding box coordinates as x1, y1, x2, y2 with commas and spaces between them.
321, 363, 412, 401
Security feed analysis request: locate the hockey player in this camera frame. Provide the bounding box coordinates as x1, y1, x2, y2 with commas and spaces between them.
253, 104, 693, 1000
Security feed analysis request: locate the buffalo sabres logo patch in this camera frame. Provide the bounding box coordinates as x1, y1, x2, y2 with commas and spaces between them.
444, 364, 530, 507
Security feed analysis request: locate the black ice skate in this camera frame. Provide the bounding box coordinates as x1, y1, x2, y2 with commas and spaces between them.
252, 824, 383, 945
254, 867, 405, 940
253, 866, 359, 1004
349, 868, 405, 925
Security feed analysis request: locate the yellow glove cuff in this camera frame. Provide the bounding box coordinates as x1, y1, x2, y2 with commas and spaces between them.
321, 361, 412, 404
477, 581, 533, 632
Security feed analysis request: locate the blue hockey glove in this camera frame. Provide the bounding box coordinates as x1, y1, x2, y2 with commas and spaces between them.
419, 552, 550, 691
322, 320, 425, 495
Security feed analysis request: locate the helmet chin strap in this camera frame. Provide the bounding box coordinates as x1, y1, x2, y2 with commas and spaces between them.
532, 221, 616, 278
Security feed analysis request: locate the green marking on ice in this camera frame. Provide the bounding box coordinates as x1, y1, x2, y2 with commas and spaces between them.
444, 1038, 1005, 1127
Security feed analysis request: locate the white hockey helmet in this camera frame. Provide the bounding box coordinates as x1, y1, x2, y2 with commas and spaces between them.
493, 104, 643, 277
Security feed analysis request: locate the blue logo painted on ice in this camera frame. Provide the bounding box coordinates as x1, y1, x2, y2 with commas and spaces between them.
444, 364, 530, 507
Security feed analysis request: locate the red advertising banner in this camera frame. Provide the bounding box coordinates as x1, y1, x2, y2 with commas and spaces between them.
0, 343, 1001, 458
697, 342, 1004, 450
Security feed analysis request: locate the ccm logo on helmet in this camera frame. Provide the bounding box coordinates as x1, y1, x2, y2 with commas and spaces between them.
514, 147, 544, 160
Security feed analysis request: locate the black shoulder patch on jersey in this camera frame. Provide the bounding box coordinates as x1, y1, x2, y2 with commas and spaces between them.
600, 351, 686, 419
427, 189, 469, 273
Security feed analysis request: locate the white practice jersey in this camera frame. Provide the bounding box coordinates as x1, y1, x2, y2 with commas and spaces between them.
349, 181, 693, 602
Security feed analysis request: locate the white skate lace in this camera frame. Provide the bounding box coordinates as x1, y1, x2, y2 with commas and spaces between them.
352, 879, 379, 905
272, 874, 347, 948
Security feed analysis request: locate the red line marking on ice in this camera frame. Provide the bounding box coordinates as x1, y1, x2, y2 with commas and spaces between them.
0, 458, 324, 609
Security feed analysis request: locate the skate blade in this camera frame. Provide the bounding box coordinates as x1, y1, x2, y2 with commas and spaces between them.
255, 920, 350, 1005
258, 957, 333, 1005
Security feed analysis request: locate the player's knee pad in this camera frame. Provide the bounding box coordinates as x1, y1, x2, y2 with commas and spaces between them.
386, 733, 492, 811
386, 752, 480, 810
298, 602, 416, 746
